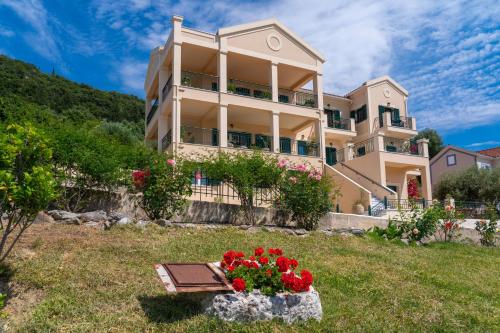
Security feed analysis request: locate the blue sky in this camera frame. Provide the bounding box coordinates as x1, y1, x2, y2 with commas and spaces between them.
0, 0, 499, 150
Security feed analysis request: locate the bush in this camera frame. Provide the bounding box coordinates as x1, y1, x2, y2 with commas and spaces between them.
436, 203, 463, 242
275, 160, 332, 230
133, 156, 193, 220
203, 152, 283, 224
434, 167, 500, 202
475, 205, 498, 246
0, 124, 57, 261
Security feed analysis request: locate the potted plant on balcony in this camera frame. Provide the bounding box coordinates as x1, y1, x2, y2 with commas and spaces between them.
181, 75, 192, 87
304, 98, 315, 107
227, 81, 236, 93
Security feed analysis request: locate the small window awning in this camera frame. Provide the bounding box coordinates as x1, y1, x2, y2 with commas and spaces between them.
154, 263, 233, 293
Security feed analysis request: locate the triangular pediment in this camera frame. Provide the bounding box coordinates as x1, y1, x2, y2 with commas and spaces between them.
218, 19, 324, 65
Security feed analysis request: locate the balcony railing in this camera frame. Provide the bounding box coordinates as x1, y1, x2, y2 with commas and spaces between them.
295, 91, 317, 108
162, 74, 172, 102
352, 138, 375, 158
181, 71, 219, 91
161, 129, 172, 151
227, 79, 272, 100
326, 118, 352, 131
383, 137, 420, 155
181, 125, 219, 146
146, 98, 159, 126
176, 126, 318, 157
374, 116, 414, 130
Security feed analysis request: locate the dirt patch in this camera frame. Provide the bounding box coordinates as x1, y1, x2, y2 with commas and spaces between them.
1, 282, 45, 331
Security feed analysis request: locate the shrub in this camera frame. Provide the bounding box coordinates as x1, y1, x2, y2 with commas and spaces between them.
475, 205, 498, 246
436, 204, 463, 242
0, 124, 57, 261
386, 200, 440, 241
434, 167, 500, 202
203, 152, 283, 224
275, 160, 332, 230
221, 246, 314, 296
368, 221, 404, 240
133, 156, 193, 220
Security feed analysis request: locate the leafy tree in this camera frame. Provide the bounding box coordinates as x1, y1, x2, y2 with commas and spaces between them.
415, 128, 444, 159
203, 152, 283, 224
0, 124, 57, 262
434, 167, 500, 202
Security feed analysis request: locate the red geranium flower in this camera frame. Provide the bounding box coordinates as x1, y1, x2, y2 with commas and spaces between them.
232, 278, 246, 292
236, 251, 245, 258
254, 247, 264, 256
228, 265, 235, 272
300, 270, 313, 289
265, 269, 273, 277
268, 248, 283, 256
223, 250, 236, 265
249, 256, 256, 261
288, 258, 298, 270
281, 272, 295, 289
250, 261, 259, 269
259, 256, 269, 265
292, 276, 304, 292
276, 256, 289, 272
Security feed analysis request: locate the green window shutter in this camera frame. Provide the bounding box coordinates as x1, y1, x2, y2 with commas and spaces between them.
334, 110, 341, 120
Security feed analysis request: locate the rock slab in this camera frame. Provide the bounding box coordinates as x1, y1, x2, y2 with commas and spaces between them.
201, 289, 322, 324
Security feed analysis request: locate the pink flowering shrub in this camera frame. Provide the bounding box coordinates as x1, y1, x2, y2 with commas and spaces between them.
276, 161, 332, 230
437, 204, 463, 242
131, 155, 193, 220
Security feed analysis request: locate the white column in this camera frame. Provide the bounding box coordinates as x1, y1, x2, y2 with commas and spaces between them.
218, 51, 227, 93
171, 16, 183, 87
315, 119, 324, 159
374, 134, 385, 152
349, 118, 356, 132
313, 73, 324, 111
417, 138, 430, 158
218, 104, 228, 147
157, 114, 169, 152
383, 111, 392, 128
270, 62, 278, 102
171, 98, 181, 143
271, 112, 280, 153
421, 164, 432, 200
344, 143, 354, 162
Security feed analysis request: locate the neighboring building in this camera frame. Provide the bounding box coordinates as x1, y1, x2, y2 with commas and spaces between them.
430, 145, 499, 187
144, 16, 432, 214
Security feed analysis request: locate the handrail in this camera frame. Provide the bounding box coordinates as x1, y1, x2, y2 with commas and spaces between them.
339, 162, 397, 197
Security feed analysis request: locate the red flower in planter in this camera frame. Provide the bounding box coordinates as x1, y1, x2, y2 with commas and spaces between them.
254, 247, 264, 256
232, 278, 246, 292
300, 270, 313, 289
265, 269, 273, 277
249, 256, 256, 261
268, 248, 283, 256
223, 250, 236, 265
228, 265, 235, 272
236, 251, 245, 259
288, 258, 298, 270
259, 256, 269, 265
276, 256, 289, 272
292, 276, 305, 292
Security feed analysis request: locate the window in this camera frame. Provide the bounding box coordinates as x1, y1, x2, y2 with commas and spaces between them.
446, 154, 456, 166
350, 105, 367, 124
478, 162, 491, 170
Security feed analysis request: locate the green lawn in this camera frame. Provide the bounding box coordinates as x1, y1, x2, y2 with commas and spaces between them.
3, 223, 500, 332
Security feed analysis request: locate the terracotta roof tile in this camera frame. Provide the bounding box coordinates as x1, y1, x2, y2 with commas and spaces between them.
477, 147, 500, 158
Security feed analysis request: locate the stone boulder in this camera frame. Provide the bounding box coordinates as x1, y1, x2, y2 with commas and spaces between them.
79, 210, 108, 222
48, 210, 79, 221
201, 289, 322, 324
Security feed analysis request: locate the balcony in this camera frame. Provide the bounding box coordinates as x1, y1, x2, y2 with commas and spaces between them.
227, 78, 272, 100
353, 138, 375, 158
383, 137, 421, 156
375, 115, 415, 130
146, 98, 159, 126
181, 71, 219, 91
161, 129, 172, 151
226, 79, 318, 108
173, 125, 319, 157
162, 74, 172, 102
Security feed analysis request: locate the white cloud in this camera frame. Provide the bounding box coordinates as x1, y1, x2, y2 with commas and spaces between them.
0, 0, 61, 61
466, 141, 500, 148
117, 59, 148, 93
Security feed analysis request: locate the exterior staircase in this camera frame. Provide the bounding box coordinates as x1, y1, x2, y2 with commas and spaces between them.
370, 196, 386, 217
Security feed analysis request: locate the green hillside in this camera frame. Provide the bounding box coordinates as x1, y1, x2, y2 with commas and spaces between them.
0, 55, 144, 126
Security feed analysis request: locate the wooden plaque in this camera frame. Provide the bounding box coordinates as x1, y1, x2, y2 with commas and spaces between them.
155, 263, 233, 293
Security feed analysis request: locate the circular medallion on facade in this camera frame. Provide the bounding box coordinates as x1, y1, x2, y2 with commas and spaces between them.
383, 88, 391, 98
266, 33, 282, 51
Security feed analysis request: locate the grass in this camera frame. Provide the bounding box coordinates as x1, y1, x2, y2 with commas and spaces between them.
3, 223, 500, 332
